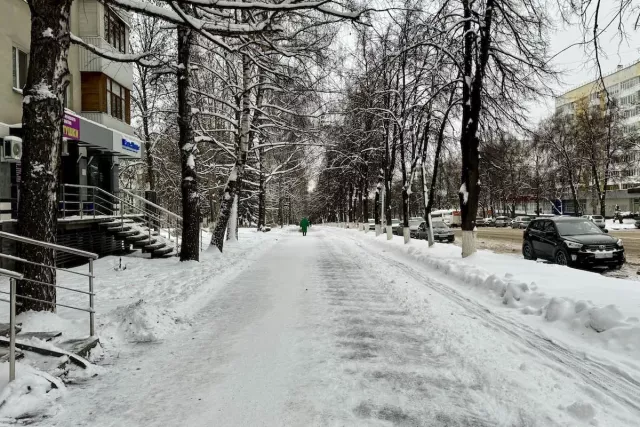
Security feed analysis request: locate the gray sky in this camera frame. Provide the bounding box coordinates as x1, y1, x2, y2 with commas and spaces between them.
531, 3, 640, 123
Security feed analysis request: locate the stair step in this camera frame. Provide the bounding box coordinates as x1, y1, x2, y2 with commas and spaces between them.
116, 230, 139, 238
153, 246, 175, 256
133, 238, 157, 247
145, 242, 166, 250
100, 219, 134, 227
127, 234, 150, 242
107, 225, 132, 232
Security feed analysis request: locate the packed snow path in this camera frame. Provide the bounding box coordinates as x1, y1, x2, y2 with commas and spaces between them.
40, 228, 639, 426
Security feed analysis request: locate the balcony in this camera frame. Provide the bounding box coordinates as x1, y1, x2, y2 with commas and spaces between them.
80, 112, 135, 137
78, 37, 133, 90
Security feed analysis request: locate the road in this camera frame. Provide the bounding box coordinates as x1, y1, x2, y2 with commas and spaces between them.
454, 227, 640, 264
38, 228, 640, 426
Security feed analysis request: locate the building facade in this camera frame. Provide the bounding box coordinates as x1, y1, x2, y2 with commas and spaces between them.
0, 0, 141, 221
555, 61, 640, 216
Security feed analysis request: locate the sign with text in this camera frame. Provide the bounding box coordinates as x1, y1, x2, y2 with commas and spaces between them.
122, 138, 140, 153
63, 113, 80, 140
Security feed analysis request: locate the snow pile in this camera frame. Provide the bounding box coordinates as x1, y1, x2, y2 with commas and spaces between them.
339, 228, 640, 359
0, 362, 65, 420
605, 219, 637, 230
106, 299, 184, 343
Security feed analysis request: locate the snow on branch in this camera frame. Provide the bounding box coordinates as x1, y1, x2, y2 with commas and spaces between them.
70, 33, 162, 67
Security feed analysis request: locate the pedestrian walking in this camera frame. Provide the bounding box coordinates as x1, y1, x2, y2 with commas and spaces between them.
300, 217, 309, 236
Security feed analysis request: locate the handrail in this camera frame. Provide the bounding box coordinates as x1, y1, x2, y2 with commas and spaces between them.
0, 268, 22, 280
0, 231, 97, 337
0, 253, 94, 278
0, 232, 98, 259
120, 189, 183, 221
0, 269, 21, 382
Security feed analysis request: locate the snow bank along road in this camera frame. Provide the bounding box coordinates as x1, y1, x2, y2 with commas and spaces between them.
37, 227, 640, 426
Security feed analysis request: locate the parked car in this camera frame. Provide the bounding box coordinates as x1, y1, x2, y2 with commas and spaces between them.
383, 219, 401, 234
475, 217, 485, 227
483, 217, 496, 226
494, 216, 510, 227
522, 217, 624, 269
400, 219, 423, 237
415, 221, 455, 243
582, 214, 606, 229
368, 218, 376, 230
635, 218, 640, 229
511, 216, 532, 229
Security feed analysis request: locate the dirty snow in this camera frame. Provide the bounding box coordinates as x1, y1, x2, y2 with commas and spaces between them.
606, 218, 637, 230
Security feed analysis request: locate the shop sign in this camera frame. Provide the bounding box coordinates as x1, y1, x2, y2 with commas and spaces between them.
122, 138, 140, 153
63, 113, 80, 140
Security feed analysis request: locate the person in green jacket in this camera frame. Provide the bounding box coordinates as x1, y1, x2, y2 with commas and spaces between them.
300, 217, 309, 236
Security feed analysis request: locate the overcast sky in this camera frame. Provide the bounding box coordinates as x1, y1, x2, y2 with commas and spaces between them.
531, 3, 640, 123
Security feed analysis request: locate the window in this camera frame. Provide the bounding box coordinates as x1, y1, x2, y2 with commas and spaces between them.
542, 221, 557, 235
621, 77, 639, 91
620, 93, 638, 106
608, 84, 620, 96
106, 78, 125, 120
104, 7, 126, 53
12, 47, 28, 90
63, 83, 71, 109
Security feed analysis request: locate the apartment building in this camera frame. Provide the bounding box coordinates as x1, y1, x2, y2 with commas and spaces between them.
555, 61, 640, 215
0, 0, 141, 220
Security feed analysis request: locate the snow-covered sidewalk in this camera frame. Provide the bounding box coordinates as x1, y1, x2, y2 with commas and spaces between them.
0, 228, 279, 420
20, 227, 640, 426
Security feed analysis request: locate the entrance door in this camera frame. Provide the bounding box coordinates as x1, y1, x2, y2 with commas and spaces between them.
87, 153, 113, 194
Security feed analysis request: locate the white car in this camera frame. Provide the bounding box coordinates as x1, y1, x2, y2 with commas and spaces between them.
582, 214, 606, 229
368, 218, 375, 230
385, 219, 401, 234
494, 216, 511, 227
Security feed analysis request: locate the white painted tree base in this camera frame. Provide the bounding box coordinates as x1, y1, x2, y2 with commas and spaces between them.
403, 227, 410, 244
375, 225, 381, 236
461, 230, 477, 258
386, 228, 393, 240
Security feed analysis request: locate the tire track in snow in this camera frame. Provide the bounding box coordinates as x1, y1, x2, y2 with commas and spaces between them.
341, 232, 640, 416
315, 236, 513, 426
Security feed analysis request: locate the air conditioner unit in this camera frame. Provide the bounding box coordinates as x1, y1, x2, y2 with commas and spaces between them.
1, 136, 22, 163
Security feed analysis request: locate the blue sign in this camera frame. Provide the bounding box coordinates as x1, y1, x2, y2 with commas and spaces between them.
122, 138, 140, 153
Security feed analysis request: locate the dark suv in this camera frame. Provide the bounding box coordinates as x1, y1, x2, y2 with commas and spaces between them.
522, 217, 625, 269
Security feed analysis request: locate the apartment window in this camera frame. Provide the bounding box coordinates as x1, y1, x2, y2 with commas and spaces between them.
104, 7, 126, 53
621, 77, 639, 91
609, 84, 620, 96
12, 47, 28, 90
106, 78, 125, 120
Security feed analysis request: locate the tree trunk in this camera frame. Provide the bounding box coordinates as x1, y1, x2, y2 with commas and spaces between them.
257, 150, 266, 230
140, 76, 155, 191
459, 0, 494, 258
362, 181, 368, 223
17, 0, 74, 313
211, 51, 251, 251
177, 23, 199, 261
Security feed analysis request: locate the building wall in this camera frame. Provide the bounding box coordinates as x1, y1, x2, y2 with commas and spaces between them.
0, 0, 32, 125
0, 0, 83, 124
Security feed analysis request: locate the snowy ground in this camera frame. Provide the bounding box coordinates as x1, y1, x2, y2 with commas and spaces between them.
605, 219, 637, 231
2, 226, 640, 426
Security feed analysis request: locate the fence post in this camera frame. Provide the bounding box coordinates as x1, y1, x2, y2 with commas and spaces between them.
62, 186, 66, 219
9, 278, 16, 382
88, 259, 95, 337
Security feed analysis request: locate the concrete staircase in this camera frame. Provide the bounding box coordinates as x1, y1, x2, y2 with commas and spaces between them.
99, 219, 177, 257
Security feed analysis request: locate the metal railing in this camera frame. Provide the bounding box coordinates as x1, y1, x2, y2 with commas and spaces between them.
0, 231, 98, 337
59, 184, 184, 253
0, 267, 21, 382
58, 184, 211, 254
